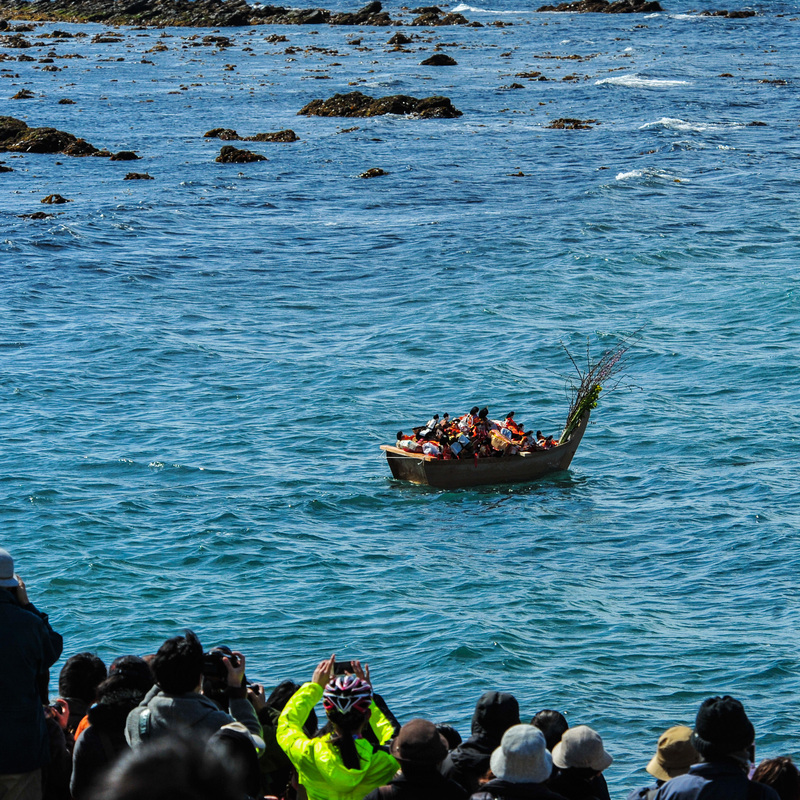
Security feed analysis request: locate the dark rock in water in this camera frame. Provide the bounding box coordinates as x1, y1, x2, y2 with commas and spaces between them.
411, 9, 469, 25
215, 145, 267, 163
698, 8, 756, 17
41, 193, 70, 203
245, 129, 299, 142
547, 117, 597, 129
110, 150, 140, 161
1, 33, 31, 47
748, 121, 767, 126
298, 91, 462, 118
411, 5, 442, 12
360, 167, 386, 178
11, 89, 34, 99
124, 172, 153, 179
20, 211, 56, 218
0, 116, 103, 155
536, 0, 661, 11
330, 1, 391, 25
0, 162, 12, 173
202, 35, 233, 47
205, 127, 241, 140
420, 53, 457, 65
387, 32, 413, 44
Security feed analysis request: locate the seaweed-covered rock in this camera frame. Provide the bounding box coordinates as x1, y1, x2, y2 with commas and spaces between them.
360, 167, 386, 178
245, 129, 299, 142
124, 172, 153, 179
536, 0, 661, 11
0, 118, 102, 154
411, 8, 469, 25
11, 89, 34, 99
110, 150, 140, 160
20, 211, 56, 218
41, 193, 70, 203
215, 145, 267, 163
1, 33, 31, 47
546, 117, 597, 129
298, 91, 462, 118
387, 32, 413, 44
204, 128, 241, 140
420, 53, 457, 66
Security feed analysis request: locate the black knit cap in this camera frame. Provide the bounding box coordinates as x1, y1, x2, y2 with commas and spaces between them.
691, 696, 755, 758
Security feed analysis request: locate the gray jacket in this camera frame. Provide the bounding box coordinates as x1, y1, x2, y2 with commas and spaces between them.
125, 685, 261, 747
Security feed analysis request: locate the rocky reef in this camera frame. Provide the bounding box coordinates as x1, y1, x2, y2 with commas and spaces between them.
298, 91, 462, 119
536, 0, 662, 11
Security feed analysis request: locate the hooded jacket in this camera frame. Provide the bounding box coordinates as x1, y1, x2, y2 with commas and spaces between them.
0, 591, 63, 775
125, 684, 261, 747
441, 692, 520, 794
653, 761, 779, 800
471, 778, 569, 800
277, 682, 399, 800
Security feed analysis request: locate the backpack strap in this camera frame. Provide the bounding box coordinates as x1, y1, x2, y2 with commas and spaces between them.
138, 708, 152, 741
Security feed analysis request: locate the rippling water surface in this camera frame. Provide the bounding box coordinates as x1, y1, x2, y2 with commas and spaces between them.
2, 1, 800, 793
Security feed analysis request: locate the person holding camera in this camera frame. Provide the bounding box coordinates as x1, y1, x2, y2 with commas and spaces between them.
0, 547, 63, 800
276, 655, 399, 800
125, 630, 262, 748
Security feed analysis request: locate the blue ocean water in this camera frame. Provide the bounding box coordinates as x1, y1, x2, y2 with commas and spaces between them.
2, 1, 800, 793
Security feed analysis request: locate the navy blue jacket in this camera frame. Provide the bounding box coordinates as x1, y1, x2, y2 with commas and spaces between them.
654, 761, 779, 800
0, 589, 63, 774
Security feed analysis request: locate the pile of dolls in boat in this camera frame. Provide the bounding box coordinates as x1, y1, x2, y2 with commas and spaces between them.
395, 407, 560, 459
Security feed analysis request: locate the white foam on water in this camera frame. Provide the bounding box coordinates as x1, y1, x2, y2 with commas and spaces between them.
615, 167, 688, 183
451, 3, 525, 12
639, 117, 732, 133
596, 74, 690, 88
615, 169, 643, 181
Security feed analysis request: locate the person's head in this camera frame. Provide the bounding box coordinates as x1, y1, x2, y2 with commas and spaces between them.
92, 735, 243, 800
95, 656, 153, 707
397, 431, 404, 440
0, 548, 19, 590
207, 723, 265, 799
59, 653, 108, 704
151, 630, 204, 696
391, 719, 449, 777
479, 407, 489, 419
322, 675, 373, 769
646, 725, 699, 781
506, 412, 514, 419
470, 406, 479, 416
531, 709, 569, 752
552, 725, 612, 775
691, 696, 755, 762
470, 691, 520, 747
266, 680, 318, 736
753, 757, 800, 800
490, 725, 553, 784
435, 723, 462, 751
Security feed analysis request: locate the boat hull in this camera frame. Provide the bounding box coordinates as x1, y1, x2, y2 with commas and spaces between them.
381, 411, 590, 489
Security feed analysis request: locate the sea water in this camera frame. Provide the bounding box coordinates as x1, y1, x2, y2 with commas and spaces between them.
1, 1, 800, 793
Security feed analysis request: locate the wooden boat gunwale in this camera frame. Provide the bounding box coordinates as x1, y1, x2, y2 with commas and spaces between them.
380, 410, 591, 489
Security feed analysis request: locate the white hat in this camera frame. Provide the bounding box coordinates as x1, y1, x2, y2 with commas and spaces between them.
552, 725, 612, 772
490, 725, 553, 784
0, 549, 19, 588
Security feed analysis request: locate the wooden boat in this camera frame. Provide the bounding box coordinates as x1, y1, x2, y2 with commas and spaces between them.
380, 410, 591, 489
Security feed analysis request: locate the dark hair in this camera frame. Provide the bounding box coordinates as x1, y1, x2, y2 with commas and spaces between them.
92, 735, 242, 800
326, 707, 371, 770
435, 723, 462, 750
59, 653, 108, 703
151, 631, 204, 696
753, 757, 800, 800
531, 710, 569, 751
98, 656, 153, 701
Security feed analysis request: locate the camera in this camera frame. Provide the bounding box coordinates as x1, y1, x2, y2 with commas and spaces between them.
202, 650, 240, 680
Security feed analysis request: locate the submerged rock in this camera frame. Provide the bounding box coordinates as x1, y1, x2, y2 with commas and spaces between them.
215, 145, 267, 163
298, 91, 462, 118
124, 172, 153, 179
41, 193, 70, 203
360, 167, 387, 178
546, 117, 597, 129
110, 150, 140, 160
19, 211, 56, 218
204, 128, 242, 140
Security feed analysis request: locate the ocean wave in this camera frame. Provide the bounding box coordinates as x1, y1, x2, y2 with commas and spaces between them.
615, 167, 687, 183
450, 3, 524, 12
639, 117, 732, 133
596, 74, 690, 88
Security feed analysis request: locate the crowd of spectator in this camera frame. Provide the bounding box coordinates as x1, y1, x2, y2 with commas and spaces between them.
3, 546, 798, 800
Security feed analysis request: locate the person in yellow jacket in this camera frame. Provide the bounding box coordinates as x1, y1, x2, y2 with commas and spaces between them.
277, 655, 399, 800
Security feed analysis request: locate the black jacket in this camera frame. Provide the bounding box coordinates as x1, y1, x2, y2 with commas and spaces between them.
365, 769, 469, 800
471, 778, 569, 800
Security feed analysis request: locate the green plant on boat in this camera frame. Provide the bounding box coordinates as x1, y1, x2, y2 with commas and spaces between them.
558, 333, 638, 445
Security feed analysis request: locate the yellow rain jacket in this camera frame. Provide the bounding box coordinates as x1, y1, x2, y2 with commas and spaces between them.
277, 682, 399, 800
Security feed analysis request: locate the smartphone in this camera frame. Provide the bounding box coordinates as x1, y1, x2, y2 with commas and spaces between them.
332, 660, 355, 675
